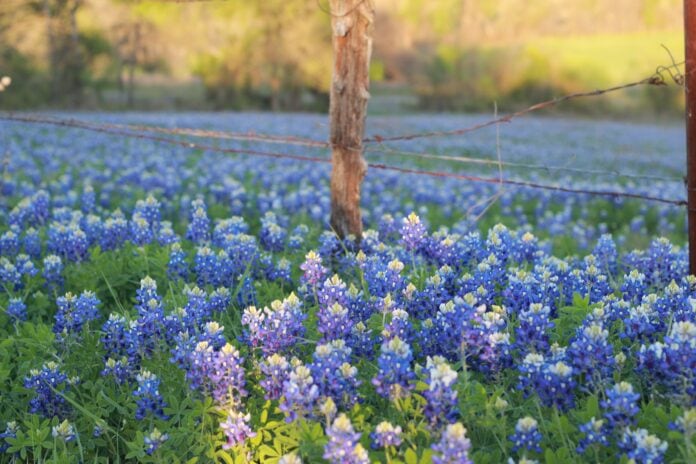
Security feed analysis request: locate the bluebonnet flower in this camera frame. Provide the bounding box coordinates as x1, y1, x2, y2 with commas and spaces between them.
101, 313, 129, 359
23, 228, 41, 259
601, 382, 640, 430
517, 353, 545, 394
54, 291, 101, 340
47, 223, 89, 262
133, 277, 165, 354
409, 273, 452, 320
567, 322, 615, 387
101, 357, 135, 385
186, 199, 210, 244
0, 258, 21, 291
82, 214, 103, 246
260, 353, 291, 401
592, 234, 618, 275
199, 321, 226, 350
241, 294, 305, 355
376, 213, 398, 242
317, 302, 353, 342
401, 212, 427, 251
622, 296, 662, 342
621, 270, 647, 304
81, 184, 95, 213
133, 195, 161, 232
6, 297, 26, 321
209, 287, 231, 314
317, 274, 348, 308
310, 340, 360, 409
359, 255, 406, 298
0, 229, 20, 257
134, 370, 168, 421
515, 304, 554, 355
347, 321, 374, 358
618, 428, 668, 464
208, 343, 247, 406
51, 419, 75, 442
431, 423, 473, 464
372, 336, 415, 399
370, 421, 402, 449
670, 407, 696, 438
383, 308, 414, 343
323, 414, 369, 464
100, 215, 128, 250
576, 417, 610, 453
518, 352, 576, 411
260, 212, 286, 252
213, 217, 249, 246
194, 246, 218, 287
183, 340, 216, 392
509, 417, 542, 454
538, 360, 576, 411
167, 242, 188, 281
422, 356, 459, 429
288, 224, 308, 249
280, 363, 319, 422
157, 221, 179, 245
220, 409, 256, 449
15, 254, 37, 279
24, 362, 72, 419
130, 214, 154, 246
0, 422, 18, 453
144, 428, 168, 455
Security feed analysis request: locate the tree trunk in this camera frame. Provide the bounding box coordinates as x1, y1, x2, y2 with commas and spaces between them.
329, 0, 375, 241
68, 0, 82, 107
43, 0, 57, 103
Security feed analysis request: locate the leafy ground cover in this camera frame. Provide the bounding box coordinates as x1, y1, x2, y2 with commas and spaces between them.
0, 113, 693, 463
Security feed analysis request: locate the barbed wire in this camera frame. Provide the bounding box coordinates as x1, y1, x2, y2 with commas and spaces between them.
365, 144, 684, 183
0, 112, 686, 207
363, 63, 683, 144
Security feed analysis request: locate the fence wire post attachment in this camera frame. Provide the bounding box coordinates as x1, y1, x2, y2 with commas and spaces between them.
328, 0, 375, 242
685, 0, 696, 274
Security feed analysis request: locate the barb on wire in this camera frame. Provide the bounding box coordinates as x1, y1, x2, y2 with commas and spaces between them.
658, 45, 685, 86
363, 71, 669, 144
0, 112, 685, 208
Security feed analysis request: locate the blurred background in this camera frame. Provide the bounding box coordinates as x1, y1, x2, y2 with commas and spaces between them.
0, 0, 686, 116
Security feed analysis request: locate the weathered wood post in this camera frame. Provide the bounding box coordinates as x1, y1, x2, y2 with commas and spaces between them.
686, 0, 696, 273
329, 0, 375, 241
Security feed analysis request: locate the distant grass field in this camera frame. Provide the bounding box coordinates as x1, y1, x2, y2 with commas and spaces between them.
525, 31, 683, 88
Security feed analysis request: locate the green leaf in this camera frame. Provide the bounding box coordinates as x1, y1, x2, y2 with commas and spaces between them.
405, 448, 418, 464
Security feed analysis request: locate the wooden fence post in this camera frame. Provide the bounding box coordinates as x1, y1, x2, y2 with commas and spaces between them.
686, 0, 696, 274
329, 0, 375, 241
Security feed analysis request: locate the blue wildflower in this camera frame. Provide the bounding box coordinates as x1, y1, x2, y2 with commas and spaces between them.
509, 417, 542, 454
323, 414, 369, 464
144, 428, 169, 455
134, 370, 168, 421
432, 423, 473, 464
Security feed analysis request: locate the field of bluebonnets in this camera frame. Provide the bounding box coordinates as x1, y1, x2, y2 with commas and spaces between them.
0, 112, 694, 464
